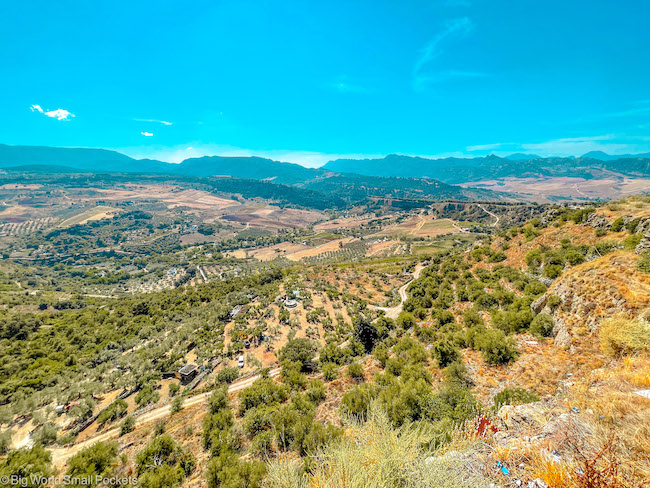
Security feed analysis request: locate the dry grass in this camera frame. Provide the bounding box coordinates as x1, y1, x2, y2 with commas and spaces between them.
600, 315, 650, 357
264, 406, 493, 488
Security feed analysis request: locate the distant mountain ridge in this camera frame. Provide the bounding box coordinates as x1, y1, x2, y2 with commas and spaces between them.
322, 153, 650, 183
3, 144, 650, 204
0, 144, 505, 204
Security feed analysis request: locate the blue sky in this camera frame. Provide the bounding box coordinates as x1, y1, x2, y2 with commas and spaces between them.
2, 0, 650, 166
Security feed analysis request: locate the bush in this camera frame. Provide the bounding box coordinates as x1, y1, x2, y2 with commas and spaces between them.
206, 451, 266, 488
238, 378, 288, 415
120, 415, 135, 436
66, 442, 118, 485
340, 383, 378, 420
347, 362, 364, 380
543, 264, 563, 279
493, 388, 539, 410
623, 233, 642, 250
600, 315, 650, 357
264, 406, 490, 488
280, 362, 308, 390
242, 407, 274, 437
321, 362, 339, 381
0, 445, 53, 488
136, 434, 195, 488
168, 382, 180, 397
396, 311, 416, 329
530, 313, 554, 337
0, 430, 11, 455
216, 367, 240, 384
431, 341, 460, 368
97, 398, 128, 425
278, 338, 318, 372
638, 252, 650, 274
306, 380, 326, 404
610, 217, 625, 232
32, 422, 58, 446
170, 395, 184, 414
250, 431, 274, 456
491, 310, 534, 334
475, 329, 518, 365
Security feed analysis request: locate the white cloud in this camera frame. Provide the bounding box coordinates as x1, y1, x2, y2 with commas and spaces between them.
413, 17, 476, 90
466, 142, 511, 152
141, 132, 154, 137
466, 134, 650, 158
30, 105, 75, 120
134, 118, 173, 126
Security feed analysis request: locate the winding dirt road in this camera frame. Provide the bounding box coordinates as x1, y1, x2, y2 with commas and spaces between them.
373, 263, 428, 319
477, 204, 500, 227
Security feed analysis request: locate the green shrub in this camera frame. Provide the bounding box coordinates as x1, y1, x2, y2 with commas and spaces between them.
205, 451, 266, 488
431, 341, 460, 368
66, 442, 118, 486
347, 362, 364, 380
530, 313, 554, 337
169, 382, 180, 397
610, 217, 625, 232
136, 435, 195, 488
475, 329, 518, 365
639, 252, 650, 274
493, 388, 539, 410
32, 422, 58, 446
321, 362, 339, 381
623, 233, 642, 250
306, 380, 326, 404
242, 407, 274, 437
340, 383, 378, 420
238, 378, 288, 415
97, 399, 128, 425
0, 445, 53, 488
170, 395, 184, 414
279, 338, 318, 372
396, 312, 416, 329
543, 264, 563, 279
491, 310, 534, 334
216, 367, 240, 384
0, 430, 11, 455
120, 415, 135, 436
250, 431, 274, 456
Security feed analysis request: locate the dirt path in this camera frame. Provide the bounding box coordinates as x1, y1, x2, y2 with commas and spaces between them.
409, 213, 426, 236
373, 263, 428, 319
50, 367, 280, 467
477, 204, 499, 227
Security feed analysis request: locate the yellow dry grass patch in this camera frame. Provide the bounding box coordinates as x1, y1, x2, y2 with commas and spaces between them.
58, 206, 118, 227
285, 238, 356, 261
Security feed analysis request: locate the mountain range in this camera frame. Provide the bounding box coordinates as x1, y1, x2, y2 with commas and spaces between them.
2, 144, 650, 205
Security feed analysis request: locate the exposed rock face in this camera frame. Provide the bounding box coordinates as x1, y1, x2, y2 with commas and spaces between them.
585, 212, 611, 229
495, 401, 595, 453
635, 234, 650, 254
532, 251, 650, 347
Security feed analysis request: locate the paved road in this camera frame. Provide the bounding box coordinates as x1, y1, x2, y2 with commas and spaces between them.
51, 367, 280, 466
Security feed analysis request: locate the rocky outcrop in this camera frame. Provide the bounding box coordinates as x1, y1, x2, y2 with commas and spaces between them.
532, 251, 650, 347
585, 212, 611, 229
494, 401, 595, 452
